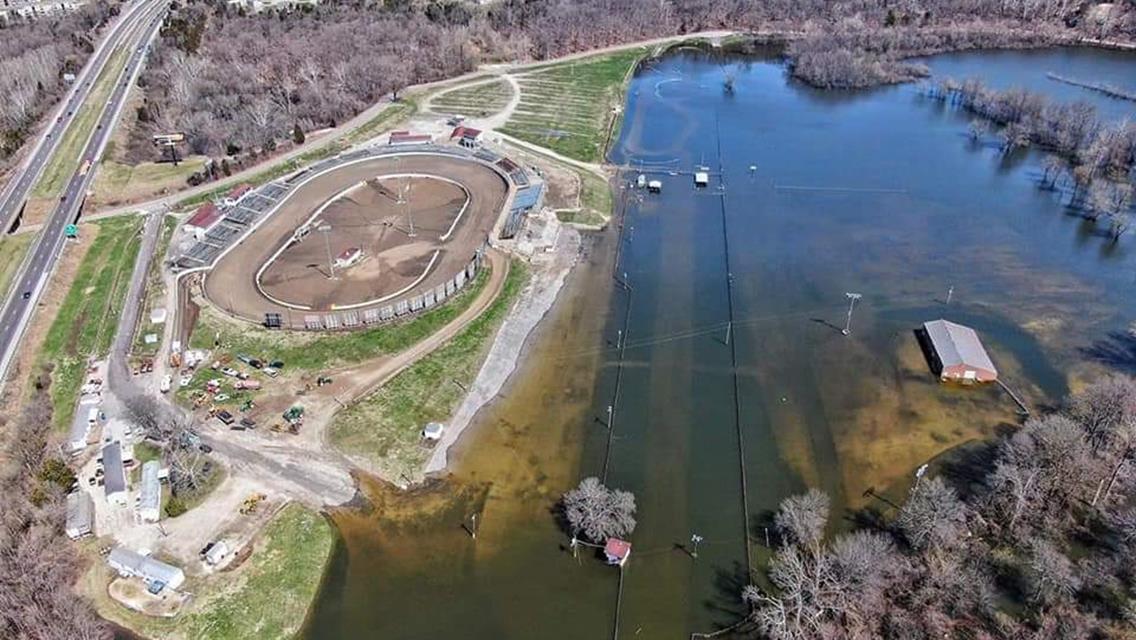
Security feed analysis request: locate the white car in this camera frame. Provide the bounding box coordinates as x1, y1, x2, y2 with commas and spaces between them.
221, 367, 240, 377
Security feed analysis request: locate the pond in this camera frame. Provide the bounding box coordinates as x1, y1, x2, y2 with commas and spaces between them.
300, 45, 1136, 639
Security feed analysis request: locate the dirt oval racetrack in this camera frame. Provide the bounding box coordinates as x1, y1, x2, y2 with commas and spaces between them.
204, 153, 509, 325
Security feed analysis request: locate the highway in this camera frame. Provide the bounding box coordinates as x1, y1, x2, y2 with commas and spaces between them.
0, 0, 169, 384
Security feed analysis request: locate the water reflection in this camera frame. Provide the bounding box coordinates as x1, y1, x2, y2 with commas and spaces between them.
302, 44, 1136, 639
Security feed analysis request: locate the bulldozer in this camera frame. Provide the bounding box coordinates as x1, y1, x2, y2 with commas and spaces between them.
240, 493, 267, 515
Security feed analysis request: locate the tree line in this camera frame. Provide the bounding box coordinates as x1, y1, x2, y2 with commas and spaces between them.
124, 0, 1136, 165
0, 1, 116, 174
744, 376, 1136, 638
0, 371, 108, 639
930, 78, 1135, 238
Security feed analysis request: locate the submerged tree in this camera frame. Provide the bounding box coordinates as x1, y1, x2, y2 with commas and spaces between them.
561, 477, 636, 543
896, 476, 967, 551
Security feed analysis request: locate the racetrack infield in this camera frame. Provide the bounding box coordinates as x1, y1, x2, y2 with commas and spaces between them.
205, 154, 509, 323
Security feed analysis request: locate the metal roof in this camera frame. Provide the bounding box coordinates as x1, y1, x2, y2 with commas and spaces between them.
102, 442, 126, 495
107, 547, 184, 587
512, 183, 543, 211
139, 461, 161, 513
923, 319, 997, 375
66, 492, 93, 536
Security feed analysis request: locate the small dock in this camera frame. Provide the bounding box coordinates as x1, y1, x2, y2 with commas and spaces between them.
996, 379, 1031, 416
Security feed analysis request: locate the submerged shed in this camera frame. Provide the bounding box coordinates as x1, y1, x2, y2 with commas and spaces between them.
921, 319, 998, 383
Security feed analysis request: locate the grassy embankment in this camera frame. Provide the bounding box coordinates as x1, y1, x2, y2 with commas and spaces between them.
92, 503, 333, 640
91, 155, 208, 208
501, 47, 646, 163
430, 78, 514, 117
0, 234, 34, 300
38, 217, 142, 430
330, 260, 528, 481
31, 45, 130, 199
130, 214, 177, 357
174, 100, 416, 211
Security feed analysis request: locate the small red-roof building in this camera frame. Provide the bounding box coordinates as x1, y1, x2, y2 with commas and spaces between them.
389, 130, 433, 146
921, 319, 998, 383
603, 538, 631, 567
450, 126, 482, 147
224, 184, 251, 205
334, 247, 363, 269
183, 202, 223, 239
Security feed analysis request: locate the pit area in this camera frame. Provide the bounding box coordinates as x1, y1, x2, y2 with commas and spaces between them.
203, 153, 509, 326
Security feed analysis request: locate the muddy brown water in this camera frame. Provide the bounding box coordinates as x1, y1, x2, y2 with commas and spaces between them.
295, 45, 1136, 639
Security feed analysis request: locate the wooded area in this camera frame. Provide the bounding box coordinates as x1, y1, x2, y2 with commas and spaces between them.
0, 1, 115, 172
0, 371, 107, 640
126, 0, 1136, 163
745, 376, 1136, 639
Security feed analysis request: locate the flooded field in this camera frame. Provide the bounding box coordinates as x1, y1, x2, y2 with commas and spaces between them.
301, 45, 1136, 638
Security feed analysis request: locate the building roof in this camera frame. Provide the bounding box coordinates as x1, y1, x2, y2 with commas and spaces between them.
66, 492, 94, 536
923, 319, 997, 375
185, 202, 223, 230
604, 537, 632, 560
512, 184, 543, 211
337, 247, 361, 261
139, 461, 161, 513
102, 441, 126, 495
108, 547, 184, 587
450, 126, 482, 140
227, 184, 251, 201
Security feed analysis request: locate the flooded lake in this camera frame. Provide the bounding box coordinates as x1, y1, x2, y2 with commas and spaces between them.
301, 45, 1136, 638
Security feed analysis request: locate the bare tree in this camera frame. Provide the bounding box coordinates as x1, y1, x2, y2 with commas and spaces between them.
896, 476, 967, 551
1023, 539, 1081, 609
561, 477, 636, 543
774, 487, 829, 552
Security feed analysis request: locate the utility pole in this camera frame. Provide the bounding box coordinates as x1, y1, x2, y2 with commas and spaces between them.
690, 533, 704, 559
470, 513, 478, 540
945, 286, 954, 305
842, 292, 862, 336
318, 224, 335, 279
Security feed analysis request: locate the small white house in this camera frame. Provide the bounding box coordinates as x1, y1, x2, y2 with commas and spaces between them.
107, 547, 185, 592
694, 171, 709, 187
150, 307, 168, 324
647, 180, 662, 193
334, 247, 363, 269
422, 422, 445, 441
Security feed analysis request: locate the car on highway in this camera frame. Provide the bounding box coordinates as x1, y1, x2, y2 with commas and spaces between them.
21, 291, 31, 300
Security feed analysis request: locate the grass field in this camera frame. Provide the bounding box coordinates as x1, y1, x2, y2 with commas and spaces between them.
330, 261, 527, 481
38, 216, 142, 429
131, 215, 176, 357
32, 46, 129, 199
188, 268, 489, 372
92, 157, 208, 207
0, 233, 33, 300
431, 79, 514, 117
91, 504, 333, 640
501, 48, 646, 162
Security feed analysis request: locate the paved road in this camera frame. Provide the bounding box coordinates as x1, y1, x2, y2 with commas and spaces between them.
0, 0, 168, 384
0, 0, 165, 234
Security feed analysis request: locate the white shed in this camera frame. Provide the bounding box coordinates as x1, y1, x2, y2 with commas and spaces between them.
150, 308, 168, 324
138, 461, 162, 523
422, 422, 445, 441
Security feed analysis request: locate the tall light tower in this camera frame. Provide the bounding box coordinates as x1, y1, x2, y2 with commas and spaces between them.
318, 224, 335, 279
842, 292, 862, 336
